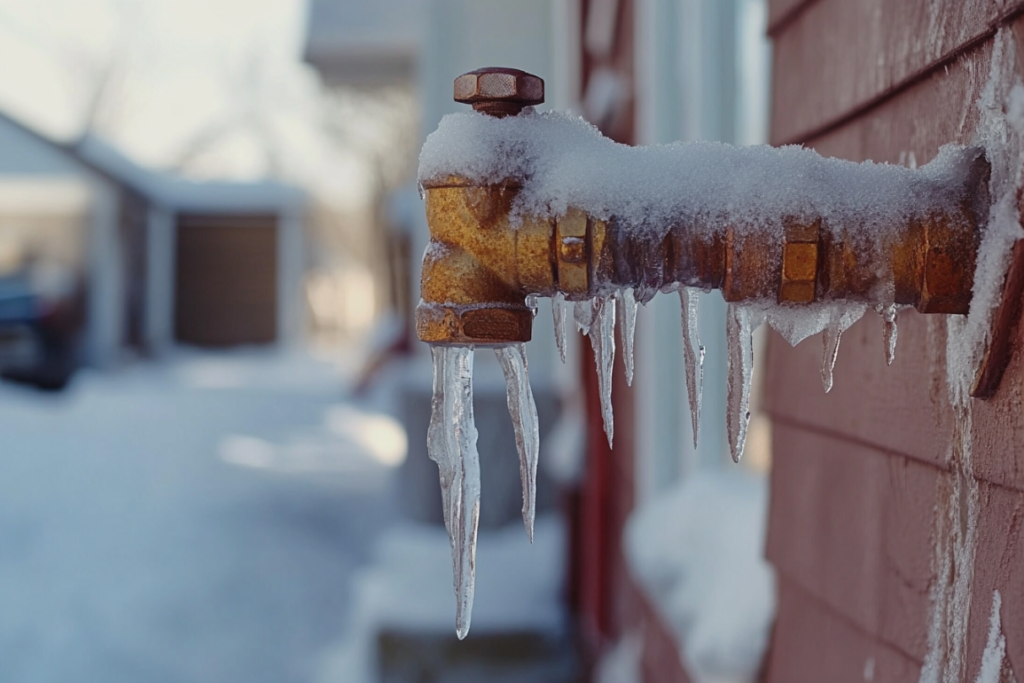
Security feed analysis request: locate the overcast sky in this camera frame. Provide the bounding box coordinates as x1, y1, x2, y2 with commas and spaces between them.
0, 0, 383, 207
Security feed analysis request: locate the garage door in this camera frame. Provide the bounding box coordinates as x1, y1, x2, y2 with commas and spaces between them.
174, 213, 277, 346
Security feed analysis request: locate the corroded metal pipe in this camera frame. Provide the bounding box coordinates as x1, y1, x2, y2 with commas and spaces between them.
416, 68, 989, 347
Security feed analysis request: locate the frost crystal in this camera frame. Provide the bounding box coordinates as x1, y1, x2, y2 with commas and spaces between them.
427, 346, 481, 639
495, 344, 541, 543
679, 288, 704, 448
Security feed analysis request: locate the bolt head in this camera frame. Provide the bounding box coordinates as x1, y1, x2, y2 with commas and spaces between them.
454, 67, 544, 117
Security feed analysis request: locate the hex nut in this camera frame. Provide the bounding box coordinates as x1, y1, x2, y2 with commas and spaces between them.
454, 68, 544, 117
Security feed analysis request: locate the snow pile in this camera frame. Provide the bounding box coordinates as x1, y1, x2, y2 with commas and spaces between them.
624, 470, 775, 683
315, 517, 567, 683
594, 633, 643, 683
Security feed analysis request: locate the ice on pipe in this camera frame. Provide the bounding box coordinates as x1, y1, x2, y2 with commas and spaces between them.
820, 304, 867, 393
679, 288, 704, 449
725, 304, 764, 463
553, 292, 567, 363
426, 346, 481, 639
420, 109, 980, 246
590, 296, 617, 447
495, 344, 540, 543
620, 289, 637, 386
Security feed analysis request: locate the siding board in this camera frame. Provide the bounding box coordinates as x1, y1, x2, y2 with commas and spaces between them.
764, 314, 953, 470
764, 577, 923, 683
766, 423, 937, 661
769, 0, 1024, 146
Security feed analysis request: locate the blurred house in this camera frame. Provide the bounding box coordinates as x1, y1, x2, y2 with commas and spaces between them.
302, 0, 420, 350
0, 109, 305, 379
74, 136, 306, 350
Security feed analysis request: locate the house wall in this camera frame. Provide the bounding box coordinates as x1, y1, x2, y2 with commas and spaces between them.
764, 2, 1024, 680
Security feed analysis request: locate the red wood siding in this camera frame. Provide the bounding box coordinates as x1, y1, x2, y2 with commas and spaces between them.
767, 2, 1024, 679
769, 0, 1024, 146
763, 577, 922, 683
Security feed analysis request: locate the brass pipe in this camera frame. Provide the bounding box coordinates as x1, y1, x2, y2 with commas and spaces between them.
416, 68, 989, 347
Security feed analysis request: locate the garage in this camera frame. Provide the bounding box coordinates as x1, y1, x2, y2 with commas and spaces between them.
174, 213, 279, 346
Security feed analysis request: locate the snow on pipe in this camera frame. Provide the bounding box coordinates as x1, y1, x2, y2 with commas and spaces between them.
418, 67, 991, 637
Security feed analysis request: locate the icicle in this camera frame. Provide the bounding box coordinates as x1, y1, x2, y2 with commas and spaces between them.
679, 288, 704, 449
590, 296, 616, 447
725, 304, 762, 463
620, 289, 637, 386
821, 322, 842, 394
553, 292, 567, 363
876, 303, 899, 366
495, 344, 540, 543
525, 294, 539, 318
426, 346, 481, 639
575, 299, 594, 335
819, 305, 868, 392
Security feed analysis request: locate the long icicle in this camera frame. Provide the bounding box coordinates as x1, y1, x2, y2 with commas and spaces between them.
553, 292, 567, 363
426, 346, 481, 640
679, 288, 704, 449
590, 296, 617, 447
495, 344, 540, 543
621, 289, 637, 386
725, 304, 761, 463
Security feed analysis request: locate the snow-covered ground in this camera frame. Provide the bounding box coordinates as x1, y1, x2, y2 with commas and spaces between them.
0, 348, 404, 683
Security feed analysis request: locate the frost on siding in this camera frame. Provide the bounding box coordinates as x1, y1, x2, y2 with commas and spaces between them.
920, 27, 1024, 683
974, 591, 1006, 683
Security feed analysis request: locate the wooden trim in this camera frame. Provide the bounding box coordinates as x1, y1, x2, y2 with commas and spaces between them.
972, 238, 1024, 398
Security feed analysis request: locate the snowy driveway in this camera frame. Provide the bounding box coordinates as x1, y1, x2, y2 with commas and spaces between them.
0, 350, 401, 683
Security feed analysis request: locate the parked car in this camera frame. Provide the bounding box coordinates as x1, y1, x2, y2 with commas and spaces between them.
0, 262, 82, 391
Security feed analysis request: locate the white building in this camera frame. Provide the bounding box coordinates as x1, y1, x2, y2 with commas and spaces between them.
0, 109, 306, 371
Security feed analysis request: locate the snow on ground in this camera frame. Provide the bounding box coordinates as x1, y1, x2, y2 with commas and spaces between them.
315, 516, 568, 683
0, 347, 402, 683
625, 469, 776, 683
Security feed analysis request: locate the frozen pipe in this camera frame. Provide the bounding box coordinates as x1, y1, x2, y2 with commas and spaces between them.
416, 68, 989, 348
